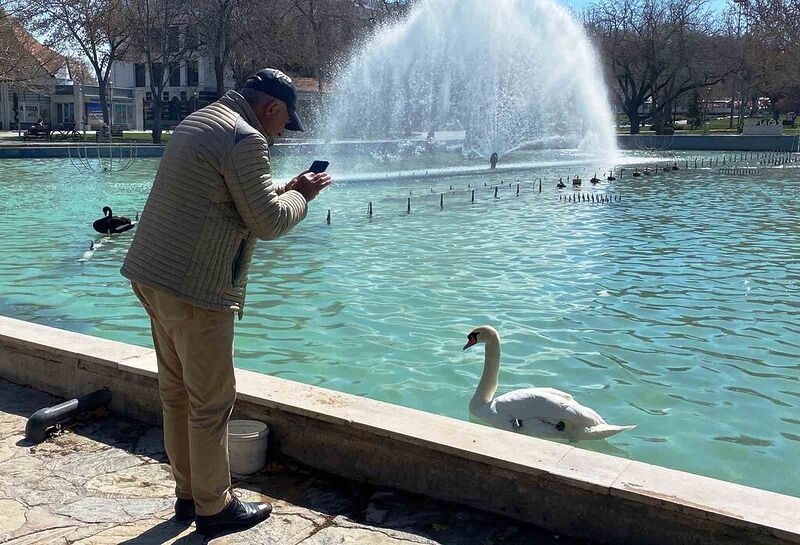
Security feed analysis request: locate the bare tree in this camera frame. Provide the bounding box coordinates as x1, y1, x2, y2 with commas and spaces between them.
22, 0, 129, 126
194, 0, 242, 98
125, 0, 193, 143
586, 0, 733, 133
740, 0, 800, 117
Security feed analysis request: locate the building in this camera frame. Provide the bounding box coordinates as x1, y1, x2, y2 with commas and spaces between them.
111, 52, 235, 130
110, 23, 327, 131
0, 15, 140, 131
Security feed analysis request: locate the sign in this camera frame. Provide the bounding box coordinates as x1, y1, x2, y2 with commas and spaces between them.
742, 118, 783, 136
85, 102, 103, 126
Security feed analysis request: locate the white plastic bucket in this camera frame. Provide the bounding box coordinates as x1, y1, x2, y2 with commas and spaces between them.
228, 419, 269, 475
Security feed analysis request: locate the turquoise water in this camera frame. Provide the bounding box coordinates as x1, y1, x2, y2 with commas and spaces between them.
1, 151, 799, 498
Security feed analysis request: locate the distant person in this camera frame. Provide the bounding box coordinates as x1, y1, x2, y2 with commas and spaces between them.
121, 68, 331, 536
490, 152, 498, 170
32, 118, 44, 129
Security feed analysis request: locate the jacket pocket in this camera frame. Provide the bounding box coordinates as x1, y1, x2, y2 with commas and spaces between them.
231, 239, 246, 287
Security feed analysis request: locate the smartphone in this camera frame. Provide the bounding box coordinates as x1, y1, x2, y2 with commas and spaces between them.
309, 160, 329, 174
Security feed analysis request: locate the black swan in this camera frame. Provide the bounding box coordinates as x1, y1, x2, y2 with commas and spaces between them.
93, 206, 135, 234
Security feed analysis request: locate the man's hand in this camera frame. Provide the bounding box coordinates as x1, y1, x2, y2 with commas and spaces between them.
285, 171, 331, 202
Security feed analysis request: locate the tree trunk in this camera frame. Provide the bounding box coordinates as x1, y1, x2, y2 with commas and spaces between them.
151, 97, 163, 144
627, 110, 641, 134
96, 69, 111, 127
749, 92, 758, 117
215, 55, 225, 99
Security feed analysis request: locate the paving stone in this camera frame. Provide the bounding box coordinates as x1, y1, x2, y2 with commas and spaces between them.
70, 520, 202, 544
0, 454, 49, 497
56, 496, 173, 524
2, 527, 82, 545
17, 474, 82, 508
0, 378, 580, 545
298, 523, 436, 545
210, 512, 323, 545
48, 446, 144, 484
0, 434, 24, 464
133, 427, 165, 456
84, 461, 175, 498
0, 498, 27, 535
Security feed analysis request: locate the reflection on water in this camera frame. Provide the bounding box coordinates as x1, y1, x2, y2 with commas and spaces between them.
0, 151, 799, 498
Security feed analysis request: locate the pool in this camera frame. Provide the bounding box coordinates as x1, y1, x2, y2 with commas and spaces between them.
1, 150, 798, 498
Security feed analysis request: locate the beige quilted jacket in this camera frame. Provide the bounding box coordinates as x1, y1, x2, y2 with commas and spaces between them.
121, 90, 307, 315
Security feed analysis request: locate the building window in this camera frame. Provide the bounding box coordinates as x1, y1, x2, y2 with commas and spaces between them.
169, 64, 180, 86
180, 91, 187, 101
56, 102, 75, 123
184, 25, 197, 50
187, 60, 199, 86
168, 26, 180, 53
152, 63, 164, 86
145, 92, 152, 101
135, 63, 146, 87
163, 92, 169, 102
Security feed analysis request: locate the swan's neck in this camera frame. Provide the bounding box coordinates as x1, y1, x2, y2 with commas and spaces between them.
471, 340, 500, 407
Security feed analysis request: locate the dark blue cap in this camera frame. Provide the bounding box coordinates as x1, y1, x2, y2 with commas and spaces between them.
242, 68, 304, 131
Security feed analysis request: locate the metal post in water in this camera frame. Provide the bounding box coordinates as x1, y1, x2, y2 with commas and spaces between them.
539, 179, 542, 193
516, 183, 520, 196
368, 202, 373, 218
471, 189, 475, 203
326, 210, 331, 225
440, 193, 444, 210
494, 186, 498, 198
407, 198, 411, 214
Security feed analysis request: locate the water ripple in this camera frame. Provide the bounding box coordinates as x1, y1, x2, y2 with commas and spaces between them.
1, 153, 800, 497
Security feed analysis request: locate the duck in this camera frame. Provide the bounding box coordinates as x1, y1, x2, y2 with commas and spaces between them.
463, 326, 636, 441
93, 206, 135, 234
632, 168, 642, 178
671, 162, 680, 171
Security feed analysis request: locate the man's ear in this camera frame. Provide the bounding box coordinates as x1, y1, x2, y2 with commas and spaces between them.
264, 99, 278, 116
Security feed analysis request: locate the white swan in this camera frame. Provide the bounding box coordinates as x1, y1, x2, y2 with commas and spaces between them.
463, 326, 635, 441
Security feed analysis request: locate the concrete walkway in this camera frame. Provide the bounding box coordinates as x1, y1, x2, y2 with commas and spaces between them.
0, 379, 584, 545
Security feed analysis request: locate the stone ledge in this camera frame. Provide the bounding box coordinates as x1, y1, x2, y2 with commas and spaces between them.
1, 315, 798, 545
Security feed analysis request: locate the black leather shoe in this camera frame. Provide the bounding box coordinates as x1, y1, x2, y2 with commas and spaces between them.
195, 497, 272, 535
174, 498, 195, 522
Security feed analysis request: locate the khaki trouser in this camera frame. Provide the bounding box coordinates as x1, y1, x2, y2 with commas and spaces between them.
132, 282, 235, 516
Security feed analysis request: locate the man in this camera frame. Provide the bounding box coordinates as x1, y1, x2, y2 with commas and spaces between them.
121, 68, 330, 536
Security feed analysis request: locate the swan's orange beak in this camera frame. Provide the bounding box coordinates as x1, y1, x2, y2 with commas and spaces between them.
463, 337, 477, 350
